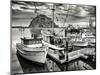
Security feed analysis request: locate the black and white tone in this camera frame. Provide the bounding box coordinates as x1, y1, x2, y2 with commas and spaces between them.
11, 0, 96, 74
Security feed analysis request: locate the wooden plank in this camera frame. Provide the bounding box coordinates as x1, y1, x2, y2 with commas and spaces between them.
46, 58, 61, 72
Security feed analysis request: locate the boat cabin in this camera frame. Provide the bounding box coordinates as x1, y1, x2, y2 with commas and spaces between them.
21, 37, 42, 45
21, 33, 42, 45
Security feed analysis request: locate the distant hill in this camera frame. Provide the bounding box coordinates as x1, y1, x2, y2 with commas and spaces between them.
29, 14, 58, 28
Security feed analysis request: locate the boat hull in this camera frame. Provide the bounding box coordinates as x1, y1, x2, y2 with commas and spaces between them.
16, 43, 47, 64
73, 42, 88, 47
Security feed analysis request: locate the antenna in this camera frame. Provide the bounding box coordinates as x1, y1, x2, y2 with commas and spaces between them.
19, 25, 25, 44
34, 2, 38, 16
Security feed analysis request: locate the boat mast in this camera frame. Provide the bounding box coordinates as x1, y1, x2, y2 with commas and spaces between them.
52, 4, 55, 28
34, 2, 38, 16
64, 5, 70, 71
51, 3, 56, 38
52, 3, 55, 71
30, 2, 38, 38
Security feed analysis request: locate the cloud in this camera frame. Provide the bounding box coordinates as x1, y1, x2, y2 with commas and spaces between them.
12, 1, 95, 17
11, 1, 96, 27
73, 6, 89, 17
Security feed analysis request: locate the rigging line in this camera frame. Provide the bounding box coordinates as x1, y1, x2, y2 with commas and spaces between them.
63, 5, 71, 27
63, 14, 68, 27
56, 29, 65, 35
56, 7, 71, 35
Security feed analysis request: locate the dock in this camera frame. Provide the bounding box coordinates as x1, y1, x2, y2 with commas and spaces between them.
11, 43, 96, 74
47, 47, 95, 64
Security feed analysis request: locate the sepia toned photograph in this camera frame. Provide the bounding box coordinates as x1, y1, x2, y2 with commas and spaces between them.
11, 0, 96, 74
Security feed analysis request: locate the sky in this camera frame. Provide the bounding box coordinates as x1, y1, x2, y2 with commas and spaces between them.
11, 0, 96, 27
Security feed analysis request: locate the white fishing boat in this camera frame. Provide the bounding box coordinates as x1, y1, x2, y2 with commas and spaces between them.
41, 29, 65, 50
16, 37, 48, 64
73, 41, 89, 47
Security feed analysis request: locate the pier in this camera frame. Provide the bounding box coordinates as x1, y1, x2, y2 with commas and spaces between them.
11, 43, 96, 74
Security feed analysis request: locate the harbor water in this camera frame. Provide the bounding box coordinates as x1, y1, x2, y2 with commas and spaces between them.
11, 28, 96, 74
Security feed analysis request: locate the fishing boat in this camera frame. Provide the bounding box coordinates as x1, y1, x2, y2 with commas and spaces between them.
41, 29, 65, 50
73, 41, 89, 47
16, 36, 48, 64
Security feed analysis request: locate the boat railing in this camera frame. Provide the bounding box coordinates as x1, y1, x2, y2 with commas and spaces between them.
17, 43, 47, 52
